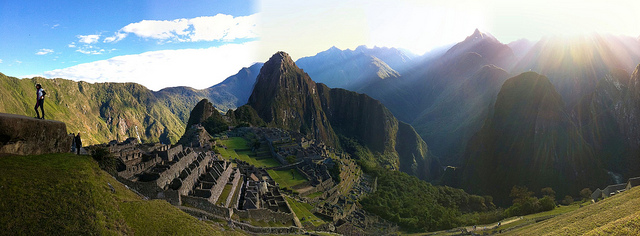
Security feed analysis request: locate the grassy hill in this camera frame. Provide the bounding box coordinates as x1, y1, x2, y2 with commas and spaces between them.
504, 187, 640, 235
0, 153, 241, 235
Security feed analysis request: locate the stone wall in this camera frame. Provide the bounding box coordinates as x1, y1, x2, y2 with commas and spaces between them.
299, 178, 335, 197
0, 113, 72, 155
182, 195, 232, 218
231, 221, 302, 234
176, 153, 212, 196
225, 168, 242, 208
159, 144, 183, 161
155, 151, 197, 188
118, 155, 161, 179
210, 161, 234, 203
179, 206, 302, 234
235, 208, 296, 224
268, 141, 288, 165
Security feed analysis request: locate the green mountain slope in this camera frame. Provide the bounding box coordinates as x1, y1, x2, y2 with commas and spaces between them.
0, 64, 260, 145
0, 74, 189, 145
0, 153, 239, 235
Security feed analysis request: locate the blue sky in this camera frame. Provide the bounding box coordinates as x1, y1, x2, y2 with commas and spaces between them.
1, 0, 639, 90
0, 0, 259, 90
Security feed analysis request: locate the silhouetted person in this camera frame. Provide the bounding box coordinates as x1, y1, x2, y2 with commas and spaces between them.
75, 133, 82, 155
34, 84, 45, 119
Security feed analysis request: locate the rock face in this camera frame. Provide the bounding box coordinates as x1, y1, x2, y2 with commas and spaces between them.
248, 51, 338, 147
0, 113, 72, 155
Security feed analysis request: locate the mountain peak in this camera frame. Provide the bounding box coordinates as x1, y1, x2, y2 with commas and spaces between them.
468, 28, 485, 41
265, 51, 294, 66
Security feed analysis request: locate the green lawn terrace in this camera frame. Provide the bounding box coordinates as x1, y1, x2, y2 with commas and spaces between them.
215, 136, 280, 168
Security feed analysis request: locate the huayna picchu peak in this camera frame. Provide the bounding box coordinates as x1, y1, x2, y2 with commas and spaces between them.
248, 51, 441, 180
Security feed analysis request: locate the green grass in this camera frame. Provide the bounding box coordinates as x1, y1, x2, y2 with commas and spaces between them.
217, 137, 281, 168
216, 184, 233, 205
504, 187, 640, 235
307, 191, 324, 199
229, 181, 243, 208
267, 169, 308, 189
285, 196, 326, 227
0, 153, 240, 235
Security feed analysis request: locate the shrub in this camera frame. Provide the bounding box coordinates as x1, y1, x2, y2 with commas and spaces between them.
539, 196, 556, 211
562, 195, 574, 205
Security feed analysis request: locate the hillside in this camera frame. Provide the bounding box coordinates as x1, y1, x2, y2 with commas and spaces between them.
0, 64, 260, 145
504, 186, 640, 235
248, 51, 440, 180
461, 72, 606, 205
0, 153, 240, 235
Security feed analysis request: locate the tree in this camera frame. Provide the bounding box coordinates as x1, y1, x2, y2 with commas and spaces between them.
562, 195, 574, 205
507, 186, 540, 216
580, 188, 593, 201
539, 196, 556, 211
510, 186, 534, 205
541, 187, 556, 199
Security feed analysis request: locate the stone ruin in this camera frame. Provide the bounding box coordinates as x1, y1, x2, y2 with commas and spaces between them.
95, 137, 301, 230
0, 113, 72, 155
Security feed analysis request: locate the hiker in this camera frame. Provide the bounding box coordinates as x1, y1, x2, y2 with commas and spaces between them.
75, 133, 82, 155
34, 83, 46, 119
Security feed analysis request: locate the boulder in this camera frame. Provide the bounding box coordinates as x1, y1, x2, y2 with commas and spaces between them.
0, 113, 72, 155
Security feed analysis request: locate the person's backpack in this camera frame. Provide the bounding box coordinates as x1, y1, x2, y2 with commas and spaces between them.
42, 89, 46, 97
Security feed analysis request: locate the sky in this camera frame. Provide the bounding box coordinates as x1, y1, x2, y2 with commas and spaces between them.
1, 0, 639, 90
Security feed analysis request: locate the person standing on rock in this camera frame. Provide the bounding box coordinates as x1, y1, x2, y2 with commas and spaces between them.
75, 133, 82, 155
34, 84, 45, 119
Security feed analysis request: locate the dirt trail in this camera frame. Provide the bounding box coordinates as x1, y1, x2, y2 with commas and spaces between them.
463, 217, 523, 232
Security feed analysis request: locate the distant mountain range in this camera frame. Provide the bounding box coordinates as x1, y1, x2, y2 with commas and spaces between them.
293, 30, 640, 202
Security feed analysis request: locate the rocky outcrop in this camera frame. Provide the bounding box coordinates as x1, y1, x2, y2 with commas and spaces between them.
0, 113, 72, 155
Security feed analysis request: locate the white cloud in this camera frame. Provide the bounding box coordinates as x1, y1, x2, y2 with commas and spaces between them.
0, 59, 3, 63
104, 32, 127, 43
44, 41, 268, 91
76, 47, 105, 55
78, 34, 100, 44
122, 19, 191, 41
68, 43, 76, 48
105, 13, 259, 43
36, 49, 54, 55
52, 24, 60, 29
